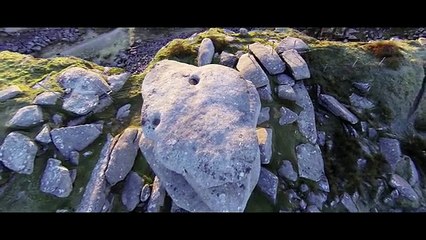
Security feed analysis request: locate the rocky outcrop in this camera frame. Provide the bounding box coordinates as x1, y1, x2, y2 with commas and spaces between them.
0, 132, 38, 174
40, 158, 73, 198
140, 60, 261, 212
7, 105, 44, 128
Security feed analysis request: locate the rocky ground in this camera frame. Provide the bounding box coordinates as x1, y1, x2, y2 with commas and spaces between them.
0, 27, 425, 212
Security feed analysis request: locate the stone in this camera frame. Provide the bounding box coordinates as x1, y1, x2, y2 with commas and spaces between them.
257, 107, 270, 125
92, 96, 113, 114
296, 143, 325, 182
116, 103, 131, 120
69, 169, 77, 183
307, 191, 327, 210
140, 184, 151, 202
349, 93, 374, 109
306, 205, 321, 212
299, 199, 307, 210
360, 121, 368, 133
40, 158, 73, 198
33, 91, 61, 105
121, 171, 143, 211
105, 128, 140, 186
379, 138, 402, 171
256, 128, 272, 165
317, 131, 326, 146
62, 92, 99, 115
389, 174, 419, 203
219, 51, 238, 68
274, 74, 295, 86
319, 94, 359, 124
280, 49, 310, 80
368, 128, 377, 139
106, 72, 131, 92
294, 82, 317, 144
0, 132, 37, 174
239, 28, 248, 36
278, 160, 298, 182
146, 176, 166, 212
236, 53, 269, 88
0, 86, 22, 101
257, 85, 273, 102
257, 167, 278, 204
140, 60, 261, 212
50, 123, 103, 159
248, 42, 285, 75
171, 201, 189, 213
300, 184, 309, 193
341, 192, 358, 212
76, 134, 114, 212
396, 155, 419, 186
69, 151, 79, 166
418, 37, 426, 46
83, 151, 93, 157
279, 107, 298, 125
352, 82, 371, 94
7, 105, 44, 128
197, 38, 215, 66
357, 158, 367, 170
318, 176, 330, 193
35, 124, 51, 144
276, 37, 309, 54
276, 84, 297, 101
52, 114, 64, 126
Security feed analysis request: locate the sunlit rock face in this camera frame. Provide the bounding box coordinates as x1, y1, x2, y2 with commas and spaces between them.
139, 60, 261, 212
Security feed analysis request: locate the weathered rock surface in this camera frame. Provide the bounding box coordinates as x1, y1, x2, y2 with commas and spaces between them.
35, 124, 51, 144
197, 38, 215, 66
279, 106, 298, 125
0, 132, 37, 174
219, 51, 238, 68
389, 174, 419, 203
40, 158, 73, 198
140, 60, 261, 212
277, 84, 297, 101
257, 107, 270, 125
256, 128, 272, 165
280, 49, 310, 80
248, 42, 285, 75
116, 103, 131, 120
294, 82, 317, 144
146, 176, 166, 212
296, 143, 325, 182
33, 91, 61, 105
257, 85, 273, 102
0, 85, 22, 101
319, 94, 359, 124
379, 138, 402, 171
276, 37, 309, 54
396, 156, 419, 186
349, 93, 374, 109
274, 73, 295, 86
236, 53, 269, 88
7, 105, 44, 128
257, 167, 278, 204
106, 72, 131, 92
121, 171, 143, 211
278, 160, 298, 182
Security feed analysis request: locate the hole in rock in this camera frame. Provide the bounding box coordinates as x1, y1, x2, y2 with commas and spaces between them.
188, 74, 200, 85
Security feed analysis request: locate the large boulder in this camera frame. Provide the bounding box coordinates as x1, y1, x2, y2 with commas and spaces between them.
140, 60, 261, 212
236, 53, 269, 88
280, 49, 310, 80
0, 132, 38, 174
7, 105, 44, 128
40, 158, 73, 198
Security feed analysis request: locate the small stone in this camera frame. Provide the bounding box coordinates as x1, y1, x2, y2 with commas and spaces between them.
219, 51, 238, 68
379, 138, 402, 171
368, 128, 377, 139
35, 124, 51, 144
352, 82, 371, 94
360, 121, 368, 133
69, 151, 79, 166
278, 160, 298, 182
307, 191, 327, 210
146, 176, 166, 212
274, 74, 295, 86
276, 37, 309, 54
349, 93, 374, 109
239, 28, 248, 36
257, 85, 273, 102
69, 169, 77, 183
107, 72, 131, 93
278, 106, 298, 125
83, 151, 93, 157
236, 53, 269, 88
257, 107, 270, 125
197, 38, 215, 66
52, 114, 64, 126
306, 205, 321, 212
389, 174, 419, 203
116, 104, 131, 120
276, 85, 297, 101
319, 94, 359, 124
0, 86, 22, 101
121, 171, 143, 212
300, 184, 309, 193
257, 167, 279, 204
317, 131, 326, 146
33, 91, 61, 105
256, 128, 273, 165
294, 82, 317, 144
140, 184, 151, 202
40, 158, 73, 198
7, 105, 44, 128
248, 42, 286, 75
296, 143, 325, 182
299, 200, 307, 210
0, 132, 37, 174
280, 49, 310, 80
357, 158, 367, 170
341, 192, 358, 212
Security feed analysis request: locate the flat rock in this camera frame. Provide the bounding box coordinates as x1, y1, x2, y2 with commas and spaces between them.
35, 124, 51, 144
256, 128, 272, 165
7, 105, 44, 128
257, 107, 270, 125
140, 60, 261, 212
389, 174, 419, 203
279, 106, 298, 125
257, 167, 278, 204
105, 128, 140, 186
51, 123, 103, 159
0, 86, 22, 101
116, 103, 131, 120
379, 138, 402, 171
274, 74, 295, 86
341, 192, 358, 212
276, 85, 297, 101
236, 53, 269, 88
62, 92, 99, 115
257, 85, 273, 102
107, 72, 131, 92
280, 49, 310, 80
33, 91, 61, 105
294, 82, 317, 144
248, 42, 285, 75
276, 37, 309, 54
40, 158, 73, 198
349, 93, 374, 109
146, 176, 166, 212
121, 171, 143, 211
319, 94, 359, 124
219, 51, 238, 68
0, 132, 37, 174
198, 38, 215, 66
296, 143, 325, 182
278, 160, 298, 182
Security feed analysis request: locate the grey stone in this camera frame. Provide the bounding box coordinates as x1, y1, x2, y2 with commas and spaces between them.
360, 121, 368, 133
389, 174, 419, 203
0, 132, 37, 174
69, 169, 77, 183
83, 151, 93, 157
396, 155, 419, 186
390, 189, 400, 199
52, 114, 64, 126
379, 138, 402, 171
35, 124, 51, 144
306, 205, 321, 212
368, 128, 377, 139
198, 38, 215, 66
279, 106, 298, 125
146, 176, 166, 212
257, 85, 273, 102
257, 107, 270, 125
7, 105, 44, 128
248, 42, 285, 75
349, 93, 374, 109
235, 50, 245, 58
106, 72, 131, 92
121, 171, 143, 211
296, 143, 325, 182
0, 86, 22, 101
51, 123, 103, 159
62, 92, 99, 115
300, 184, 309, 193
40, 158, 73, 198
236, 53, 269, 88
33, 91, 61, 105
294, 82, 317, 144
171, 201, 189, 213
357, 158, 367, 170
318, 175, 330, 193
140, 60, 261, 212
274, 74, 295, 86
239, 28, 248, 36
105, 128, 140, 186
278, 107, 298, 126
317, 131, 326, 146
278, 160, 298, 182
140, 184, 151, 202
419, 37, 426, 46
352, 82, 371, 94
92, 96, 113, 114
319, 94, 359, 124
276, 37, 309, 54
299, 200, 307, 210
256, 128, 272, 165
219, 51, 238, 68
69, 151, 79, 166
76, 134, 114, 212
257, 167, 278, 204
280, 49, 310, 80
341, 192, 358, 212
307, 191, 327, 210
276, 85, 297, 101
116, 103, 131, 120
